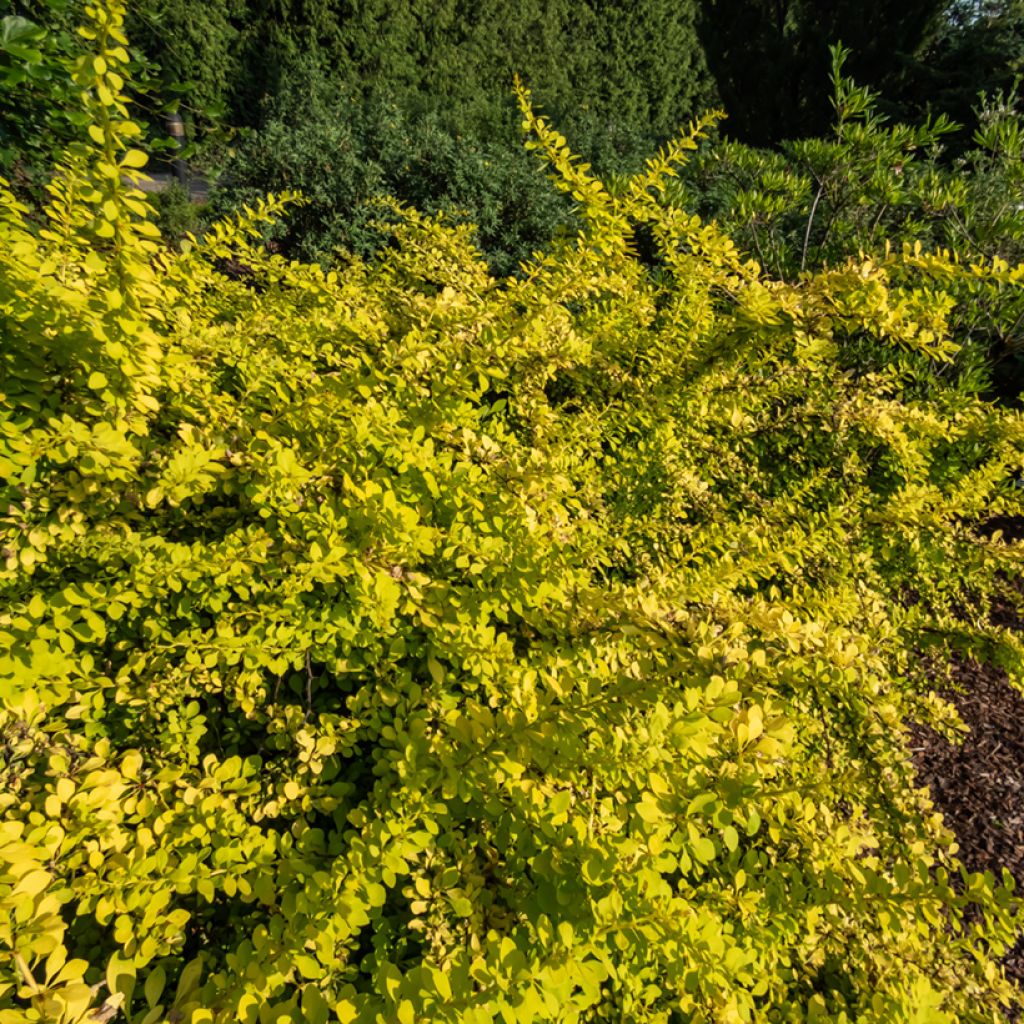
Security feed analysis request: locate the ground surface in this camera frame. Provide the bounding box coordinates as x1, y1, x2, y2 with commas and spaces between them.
905, 523, 1024, 1003
910, 654, 1024, 988
135, 171, 209, 202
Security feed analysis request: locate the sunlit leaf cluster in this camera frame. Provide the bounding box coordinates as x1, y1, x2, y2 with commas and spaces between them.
2, 4, 1024, 1022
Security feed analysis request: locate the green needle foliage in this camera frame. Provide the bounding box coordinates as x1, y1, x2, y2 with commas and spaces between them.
2, 4, 1024, 1023
212, 0, 715, 273
212, 59, 575, 278
696, 0, 948, 145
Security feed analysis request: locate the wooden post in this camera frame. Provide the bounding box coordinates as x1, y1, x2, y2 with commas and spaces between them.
166, 113, 188, 189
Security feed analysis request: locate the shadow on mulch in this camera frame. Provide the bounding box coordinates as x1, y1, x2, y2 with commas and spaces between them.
906, 532, 1024, 1000
908, 657, 1024, 988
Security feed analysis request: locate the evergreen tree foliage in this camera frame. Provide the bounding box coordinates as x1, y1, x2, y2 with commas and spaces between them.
125, 0, 244, 122
130, 0, 713, 158
909, 0, 1024, 135
697, 0, 949, 144
3, 5, 1024, 1022
214, 58, 575, 276
230, 0, 346, 121
562, 0, 717, 167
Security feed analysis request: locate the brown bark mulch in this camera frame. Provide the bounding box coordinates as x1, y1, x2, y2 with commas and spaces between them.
905, 513, 1024, 1000
908, 645, 1024, 991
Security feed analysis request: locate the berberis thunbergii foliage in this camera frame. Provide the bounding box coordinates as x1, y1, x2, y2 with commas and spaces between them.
2, 3, 1024, 1022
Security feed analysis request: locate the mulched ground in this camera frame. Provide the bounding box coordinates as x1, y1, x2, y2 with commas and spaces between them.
905, 532, 1024, 1004
908, 656, 1024, 987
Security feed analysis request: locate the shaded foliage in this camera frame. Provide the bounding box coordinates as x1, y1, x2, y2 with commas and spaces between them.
909, 0, 1024, 138
697, 0, 977, 144
670, 47, 1024, 398
212, 59, 575, 275
0, 0, 86, 193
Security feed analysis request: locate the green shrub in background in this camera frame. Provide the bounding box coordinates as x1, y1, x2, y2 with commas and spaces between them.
153, 181, 207, 249
0, 1, 85, 196
1, 0, 179, 205
670, 46, 1024, 398
3, 4, 1024, 1024
213, 59, 576, 276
